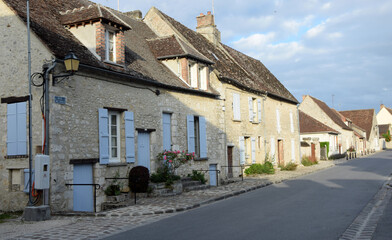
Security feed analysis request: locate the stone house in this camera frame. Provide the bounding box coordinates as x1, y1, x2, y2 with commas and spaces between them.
299, 95, 353, 156
339, 109, 380, 152
0, 0, 300, 213
0, 0, 226, 212
377, 104, 392, 125
299, 110, 339, 160
144, 8, 301, 177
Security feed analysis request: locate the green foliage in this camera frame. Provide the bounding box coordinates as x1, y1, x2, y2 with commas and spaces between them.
190, 170, 206, 184
150, 167, 180, 189
104, 170, 123, 196
301, 156, 318, 166
320, 142, 330, 157
328, 153, 346, 160
383, 130, 391, 142
244, 161, 275, 175
280, 162, 298, 171
0, 212, 22, 224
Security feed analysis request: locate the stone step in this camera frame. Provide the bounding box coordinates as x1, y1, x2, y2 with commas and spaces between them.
182, 180, 203, 187
101, 202, 129, 211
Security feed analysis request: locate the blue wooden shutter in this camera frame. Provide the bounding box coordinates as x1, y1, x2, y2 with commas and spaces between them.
7, 102, 27, 155
125, 111, 135, 163
239, 136, 245, 164
257, 99, 262, 123
233, 93, 241, 120
187, 115, 195, 153
199, 116, 207, 158
162, 113, 171, 151
99, 108, 109, 164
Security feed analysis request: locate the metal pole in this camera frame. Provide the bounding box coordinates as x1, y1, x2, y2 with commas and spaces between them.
27, 0, 33, 206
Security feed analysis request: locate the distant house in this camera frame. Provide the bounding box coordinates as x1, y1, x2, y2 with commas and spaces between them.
299, 95, 353, 155
378, 124, 391, 149
339, 109, 380, 151
377, 104, 392, 125
299, 110, 340, 159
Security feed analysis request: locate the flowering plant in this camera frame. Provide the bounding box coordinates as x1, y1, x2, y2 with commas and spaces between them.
157, 150, 194, 174
347, 146, 356, 152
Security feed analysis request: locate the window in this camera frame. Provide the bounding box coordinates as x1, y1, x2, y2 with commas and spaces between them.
239, 136, 245, 165
248, 97, 261, 123
99, 109, 135, 164
187, 115, 207, 158
199, 66, 208, 90
109, 111, 120, 162
189, 62, 198, 88
233, 93, 241, 121
105, 30, 116, 62
7, 102, 27, 156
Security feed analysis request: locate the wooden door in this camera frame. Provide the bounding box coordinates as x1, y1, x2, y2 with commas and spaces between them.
311, 143, 316, 162
227, 147, 233, 178
278, 140, 284, 166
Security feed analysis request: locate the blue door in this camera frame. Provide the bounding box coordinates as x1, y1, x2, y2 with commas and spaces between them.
209, 164, 217, 186
162, 113, 171, 151
73, 164, 93, 212
138, 132, 150, 170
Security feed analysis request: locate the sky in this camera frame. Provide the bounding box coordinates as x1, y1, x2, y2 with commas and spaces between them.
92, 0, 392, 112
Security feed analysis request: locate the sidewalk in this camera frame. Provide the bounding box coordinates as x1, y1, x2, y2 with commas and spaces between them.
0, 157, 364, 240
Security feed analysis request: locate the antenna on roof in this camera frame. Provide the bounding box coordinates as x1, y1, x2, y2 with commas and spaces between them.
212, 0, 215, 15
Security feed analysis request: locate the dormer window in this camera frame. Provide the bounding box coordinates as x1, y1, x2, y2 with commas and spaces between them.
188, 61, 208, 90
105, 30, 116, 62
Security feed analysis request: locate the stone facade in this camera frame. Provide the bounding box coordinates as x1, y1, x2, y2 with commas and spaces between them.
0, 0, 53, 211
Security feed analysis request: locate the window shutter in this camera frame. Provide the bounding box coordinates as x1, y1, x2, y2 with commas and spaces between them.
125, 111, 135, 163
248, 97, 253, 122
270, 137, 275, 159
199, 116, 207, 158
290, 111, 294, 133
251, 137, 256, 163
291, 139, 295, 162
257, 99, 262, 123
187, 115, 195, 154
233, 93, 241, 120
7, 103, 18, 155
239, 136, 245, 164
162, 113, 171, 151
276, 109, 281, 133
99, 108, 109, 164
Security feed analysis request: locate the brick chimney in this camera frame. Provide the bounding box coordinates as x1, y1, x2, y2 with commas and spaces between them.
196, 11, 221, 45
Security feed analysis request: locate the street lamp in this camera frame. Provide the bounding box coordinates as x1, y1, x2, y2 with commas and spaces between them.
53, 51, 80, 85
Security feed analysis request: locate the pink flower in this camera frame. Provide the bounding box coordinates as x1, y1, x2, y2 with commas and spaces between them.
164, 155, 167, 160
192, 152, 195, 156
169, 160, 172, 163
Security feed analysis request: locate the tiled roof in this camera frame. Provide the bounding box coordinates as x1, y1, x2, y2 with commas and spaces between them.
147, 35, 214, 64
155, 9, 298, 104
59, 4, 131, 30
379, 124, 390, 135
308, 96, 352, 131
299, 111, 340, 134
339, 109, 375, 140
3, 0, 218, 95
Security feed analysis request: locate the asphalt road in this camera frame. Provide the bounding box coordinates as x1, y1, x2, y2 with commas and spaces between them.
105, 151, 392, 240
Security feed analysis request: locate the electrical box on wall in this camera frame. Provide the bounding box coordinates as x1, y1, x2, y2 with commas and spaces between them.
34, 154, 50, 189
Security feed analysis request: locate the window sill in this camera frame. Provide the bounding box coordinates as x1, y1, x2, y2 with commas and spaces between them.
103, 60, 124, 68
194, 157, 209, 161
233, 119, 241, 122
107, 162, 128, 167
5, 155, 28, 159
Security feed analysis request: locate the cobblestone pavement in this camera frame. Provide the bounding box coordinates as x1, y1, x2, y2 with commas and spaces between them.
0, 156, 381, 240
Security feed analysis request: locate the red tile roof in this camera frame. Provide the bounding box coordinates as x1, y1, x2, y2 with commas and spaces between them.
308, 96, 352, 131
299, 111, 340, 134
339, 109, 375, 140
